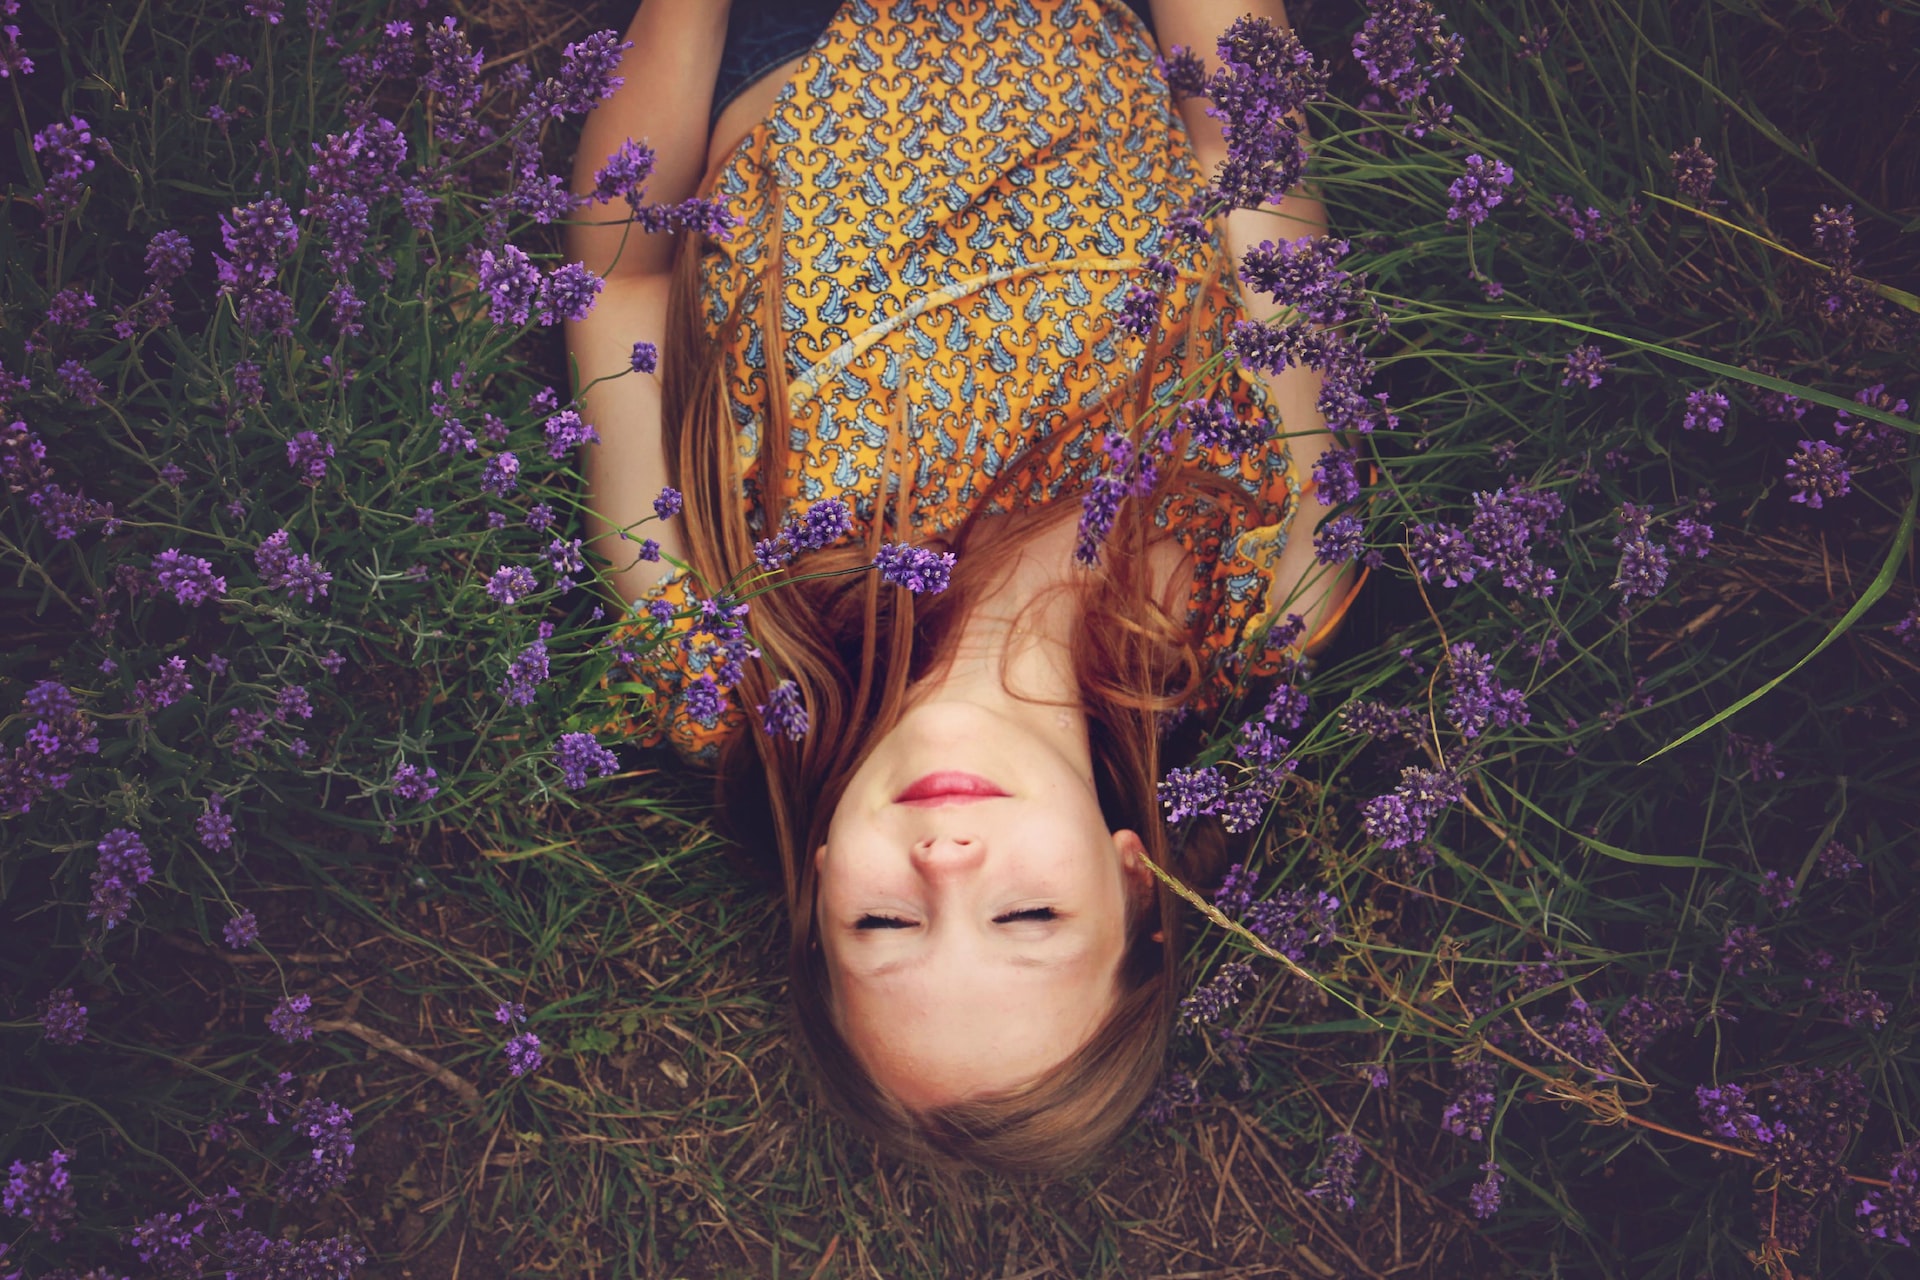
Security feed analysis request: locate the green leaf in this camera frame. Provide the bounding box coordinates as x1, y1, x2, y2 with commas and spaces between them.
1641, 467, 1920, 765
1493, 315, 1919, 434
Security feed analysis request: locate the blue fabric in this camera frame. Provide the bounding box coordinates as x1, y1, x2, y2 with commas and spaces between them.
710, 0, 1160, 131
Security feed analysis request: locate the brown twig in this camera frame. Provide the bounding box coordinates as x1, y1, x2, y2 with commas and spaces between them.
312, 1017, 480, 1108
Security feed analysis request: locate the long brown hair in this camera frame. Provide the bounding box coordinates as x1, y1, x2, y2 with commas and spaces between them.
657, 185, 1256, 1178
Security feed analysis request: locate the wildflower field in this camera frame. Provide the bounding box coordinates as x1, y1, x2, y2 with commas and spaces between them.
3, 0, 1917, 1276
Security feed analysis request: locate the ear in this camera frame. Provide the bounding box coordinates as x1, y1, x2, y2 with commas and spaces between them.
1114, 828, 1154, 911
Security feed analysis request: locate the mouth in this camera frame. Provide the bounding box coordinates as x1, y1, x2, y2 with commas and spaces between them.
893, 771, 1010, 806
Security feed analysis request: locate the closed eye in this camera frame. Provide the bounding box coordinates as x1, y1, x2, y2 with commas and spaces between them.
854, 908, 1057, 928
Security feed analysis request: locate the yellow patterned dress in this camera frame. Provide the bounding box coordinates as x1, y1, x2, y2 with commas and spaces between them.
592, 0, 1344, 766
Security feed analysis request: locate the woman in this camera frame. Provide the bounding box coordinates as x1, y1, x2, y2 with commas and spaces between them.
562, 0, 1359, 1176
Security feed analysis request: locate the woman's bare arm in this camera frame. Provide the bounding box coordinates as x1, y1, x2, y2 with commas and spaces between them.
1148, 0, 1355, 647
567, 0, 732, 279
564, 0, 731, 608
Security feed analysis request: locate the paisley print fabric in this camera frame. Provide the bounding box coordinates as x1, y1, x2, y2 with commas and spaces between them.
594, 0, 1345, 766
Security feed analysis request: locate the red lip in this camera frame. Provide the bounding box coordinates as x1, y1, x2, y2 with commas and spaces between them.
893, 771, 1010, 805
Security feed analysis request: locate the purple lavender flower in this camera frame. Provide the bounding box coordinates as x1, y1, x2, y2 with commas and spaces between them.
681, 673, 730, 725
1177, 396, 1270, 455
495, 1001, 528, 1025
31, 115, 107, 223
499, 639, 550, 707
530, 29, 629, 119
213, 197, 300, 337
1193, 17, 1327, 211
224, 909, 259, 950
755, 679, 808, 741
390, 761, 440, 803
1157, 764, 1230, 824
1446, 154, 1514, 227
0, 0, 35, 80
423, 17, 486, 145
286, 431, 334, 486
220, 1227, 367, 1278
554, 731, 620, 790
543, 408, 600, 459
1177, 960, 1255, 1029
146, 229, 193, 284
1304, 1132, 1364, 1212
1408, 521, 1477, 587
1313, 512, 1366, 563
273, 684, 313, 723
1360, 765, 1464, 849
254, 529, 334, 604
268, 993, 315, 1042
3, 1150, 76, 1240
1670, 139, 1717, 202
653, 486, 683, 520
1561, 343, 1608, 389
1445, 642, 1530, 739
1609, 503, 1670, 604
55, 357, 104, 406
873, 543, 956, 594
475, 244, 543, 327
1352, 0, 1462, 109
505, 1031, 543, 1077
132, 655, 194, 712
1237, 235, 1361, 325
539, 261, 603, 325
1857, 1138, 1920, 1247
1813, 839, 1862, 882
39, 988, 88, 1045
1719, 923, 1774, 976
232, 359, 265, 408
548, 538, 586, 576
87, 827, 153, 930
1441, 1059, 1498, 1140
1810, 203, 1856, 265
1074, 475, 1128, 566
1339, 700, 1421, 741
485, 564, 539, 604
1312, 446, 1361, 507
1670, 517, 1714, 559
590, 137, 657, 210
1468, 1160, 1505, 1219
1549, 193, 1607, 242
630, 341, 658, 374
481, 451, 521, 496
279, 1097, 355, 1202
1784, 439, 1851, 508
526, 503, 557, 532
46, 285, 95, 327
1139, 1071, 1201, 1127
228, 707, 271, 754
1681, 388, 1729, 433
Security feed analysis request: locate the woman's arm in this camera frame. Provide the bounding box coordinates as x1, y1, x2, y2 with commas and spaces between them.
1149, 0, 1356, 648
564, 0, 731, 607
567, 0, 733, 279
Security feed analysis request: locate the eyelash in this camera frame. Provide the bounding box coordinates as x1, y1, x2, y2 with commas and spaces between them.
854, 907, 1058, 929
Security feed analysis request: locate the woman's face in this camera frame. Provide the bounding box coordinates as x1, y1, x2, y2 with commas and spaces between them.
817, 697, 1150, 1110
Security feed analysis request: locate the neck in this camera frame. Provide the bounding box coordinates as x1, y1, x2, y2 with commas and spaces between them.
902, 506, 1093, 774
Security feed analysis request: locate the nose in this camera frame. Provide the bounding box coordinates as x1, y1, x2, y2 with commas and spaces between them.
910, 834, 985, 878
